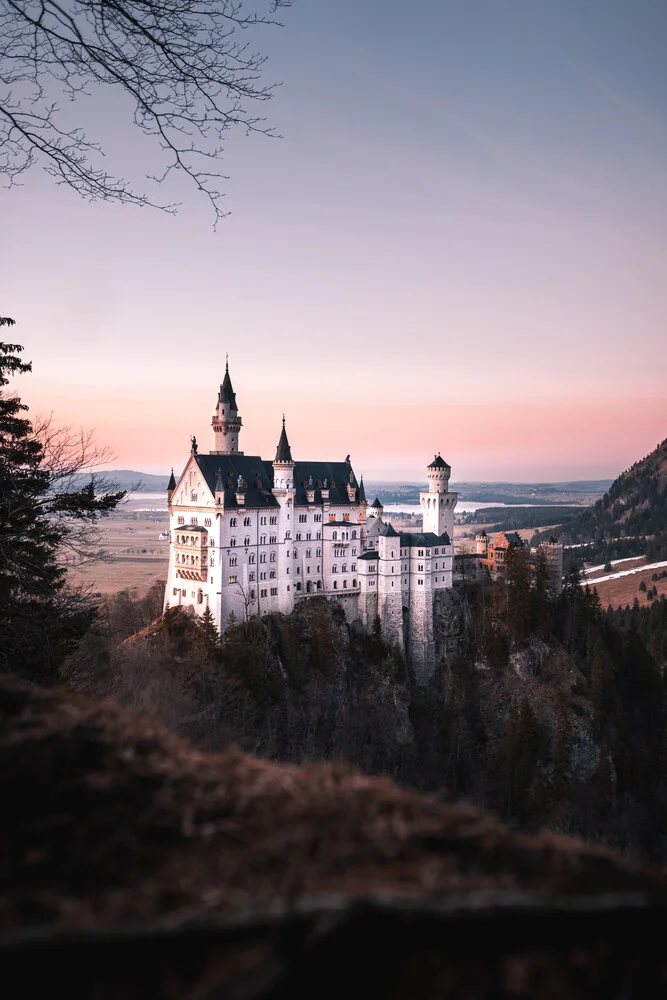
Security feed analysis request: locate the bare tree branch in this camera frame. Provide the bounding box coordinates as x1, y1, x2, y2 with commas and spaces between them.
0, 0, 293, 221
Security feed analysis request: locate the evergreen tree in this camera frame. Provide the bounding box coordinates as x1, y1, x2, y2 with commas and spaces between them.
0, 338, 124, 681
197, 604, 220, 658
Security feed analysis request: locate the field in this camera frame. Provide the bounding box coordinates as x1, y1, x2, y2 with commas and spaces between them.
591, 568, 667, 609
68, 508, 169, 596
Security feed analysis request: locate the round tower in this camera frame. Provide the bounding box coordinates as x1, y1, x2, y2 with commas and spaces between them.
475, 529, 488, 556
211, 358, 243, 454
272, 415, 294, 493
427, 453, 450, 493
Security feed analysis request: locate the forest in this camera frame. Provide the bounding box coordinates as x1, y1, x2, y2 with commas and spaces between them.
63, 550, 667, 865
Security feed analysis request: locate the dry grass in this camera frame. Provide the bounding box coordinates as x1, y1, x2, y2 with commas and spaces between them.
68, 512, 169, 595
592, 568, 667, 609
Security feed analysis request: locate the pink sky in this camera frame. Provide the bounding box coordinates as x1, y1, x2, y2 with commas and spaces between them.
4, 1, 667, 481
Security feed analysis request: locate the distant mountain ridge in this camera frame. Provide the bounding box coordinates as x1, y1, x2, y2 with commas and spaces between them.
74, 470, 171, 492
556, 438, 667, 545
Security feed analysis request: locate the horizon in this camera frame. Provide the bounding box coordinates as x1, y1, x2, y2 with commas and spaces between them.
5, 0, 667, 479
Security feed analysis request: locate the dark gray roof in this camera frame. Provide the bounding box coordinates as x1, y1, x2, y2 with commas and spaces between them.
502, 532, 524, 548
371, 497, 383, 509
194, 454, 279, 509
378, 523, 398, 537
358, 550, 379, 561
274, 417, 293, 464
400, 531, 450, 548
358, 476, 366, 503
218, 362, 237, 410
428, 453, 450, 470
477, 529, 487, 537
167, 468, 176, 491
293, 461, 359, 507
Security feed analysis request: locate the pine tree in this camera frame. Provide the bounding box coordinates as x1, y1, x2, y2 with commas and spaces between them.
0, 338, 124, 681
198, 604, 220, 657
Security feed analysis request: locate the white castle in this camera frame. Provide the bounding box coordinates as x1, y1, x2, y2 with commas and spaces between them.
164, 363, 457, 673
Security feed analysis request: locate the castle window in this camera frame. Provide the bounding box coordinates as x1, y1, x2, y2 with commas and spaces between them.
249, 553, 255, 564
190, 517, 198, 525
270, 516, 277, 525
316, 548, 321, 557
296, 566, 301, 575
230, 537, 236, 547
314, 514, 322, 522
306, 532, 311, 540
295, 533, 301, 541
351, 530, 357, 539
204, 518, 211, 527
316, 531, 321, 539
229, 556, 237, 567
316, 581, 322, 590
306, 549, 311, 558
353, 579, 357, 588
418, 564, 424, 571
418, 549, 423, 556
270, 551, 276, 562
260, 553, 266, 563
306, 566, 310, 574
249, 572, 255, 582
197, 590, 203, 604
342, 564, 347, 573
285, 531, 291, 539
293, 549, 297, 558
260, 534, 266, 545
260, 589, 267, 597
228, 575, 237, 584
230, 518, 237, 527
296, 582, 302, 591
435, 548, 439, 555
250, 589, 255, 599
244, 517, 251, 526
270, 571, 276, 579
343, 580, 347, 588
333, 581, 338, 589
332, 531, 337, 540
270, 587, 278, 596
426, 549, 430, 556
173, 588, 177, 596
332, 565, 337, 573
191, 492, 198, 501
209, 556, 214, 567
270, 535, 277, 544
299, 514, 307, 523
260, 572, 267, 580
260, 517, 267, 526
351, 563, 356, 571
244, 536, 250, 546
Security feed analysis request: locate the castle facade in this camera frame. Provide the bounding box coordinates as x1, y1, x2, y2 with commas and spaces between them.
163, 364, 457, 675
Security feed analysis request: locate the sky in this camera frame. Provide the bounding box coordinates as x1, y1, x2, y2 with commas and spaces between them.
2, 0, 667, 482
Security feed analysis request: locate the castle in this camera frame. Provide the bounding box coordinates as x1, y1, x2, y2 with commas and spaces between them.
163, 363, 457, 674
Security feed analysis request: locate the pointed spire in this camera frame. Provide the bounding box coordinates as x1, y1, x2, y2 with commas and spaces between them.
358, 475, 366, 503
215, 468, 224, 493
274, 414, 293, 464
219, 356, 237, 409
167, 468, 176, 491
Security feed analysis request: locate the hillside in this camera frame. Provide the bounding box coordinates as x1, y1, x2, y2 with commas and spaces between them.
548, 439, 667, 552
2, 675, 667, 998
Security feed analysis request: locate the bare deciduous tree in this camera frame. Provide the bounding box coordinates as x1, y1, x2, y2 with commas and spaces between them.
0, 0, 293, 220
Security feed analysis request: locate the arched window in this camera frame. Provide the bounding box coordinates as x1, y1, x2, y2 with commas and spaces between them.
244, 536, 250, 546
260, 553, 266, 563
249, 553, 255, 564
333, 580, 338, 589
351, 530, 357, 539
316, 548, 321, 557
230, 537, 236, 547
332, 531, 337, 540
244, 517, 251, 526
332, 564, 337, 573
306, 548, 311, 558
197, 589, 203, 604
230, 518, 237, 527
270, 551, 276, 562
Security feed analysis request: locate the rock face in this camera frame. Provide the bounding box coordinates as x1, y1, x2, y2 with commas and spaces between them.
1, 676, 666, 998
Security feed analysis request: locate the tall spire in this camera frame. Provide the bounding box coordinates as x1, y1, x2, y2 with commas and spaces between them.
358, 475, 366, 503
219, 356, 237, 410
274, 414, 293, 464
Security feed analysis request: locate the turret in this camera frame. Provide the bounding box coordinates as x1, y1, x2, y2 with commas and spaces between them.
476, 529, 488, 556
272, 415, 294, 495
421, 453, 457, 539
211, 357, 243, 454
369, 497, 383, 521
167, 468, 176, 504
214, 468, 225, 508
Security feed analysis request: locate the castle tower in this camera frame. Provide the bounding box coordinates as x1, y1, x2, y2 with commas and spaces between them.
475, 529, 488, 556
272, 416, 296, 615
420, 454, 457, 540
376, 523, 404, 647
539, 535, 564, 595
211, 358, 243, 454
